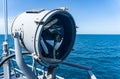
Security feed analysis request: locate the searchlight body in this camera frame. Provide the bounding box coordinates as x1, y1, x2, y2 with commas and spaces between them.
12, 8, 76, 65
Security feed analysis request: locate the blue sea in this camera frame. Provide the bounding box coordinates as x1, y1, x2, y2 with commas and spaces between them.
0, 34, 120, 79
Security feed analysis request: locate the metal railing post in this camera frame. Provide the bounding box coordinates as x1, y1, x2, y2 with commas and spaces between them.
2, 0, 10, 79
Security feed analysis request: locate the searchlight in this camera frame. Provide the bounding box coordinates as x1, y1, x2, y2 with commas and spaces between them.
11, 8, 76, 65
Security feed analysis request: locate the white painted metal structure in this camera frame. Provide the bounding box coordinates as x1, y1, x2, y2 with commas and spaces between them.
0, 0, 97, 79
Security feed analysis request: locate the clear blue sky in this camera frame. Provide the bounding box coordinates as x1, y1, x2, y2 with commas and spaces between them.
0, 0, 120, 34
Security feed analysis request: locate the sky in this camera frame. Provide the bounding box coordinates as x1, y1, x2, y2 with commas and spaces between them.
0, 0, 120, 34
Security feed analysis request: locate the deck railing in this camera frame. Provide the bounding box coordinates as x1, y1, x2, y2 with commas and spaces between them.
0, 48, 97, 79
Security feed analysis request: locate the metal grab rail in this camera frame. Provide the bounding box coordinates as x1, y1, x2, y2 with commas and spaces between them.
88, 71, 97, 79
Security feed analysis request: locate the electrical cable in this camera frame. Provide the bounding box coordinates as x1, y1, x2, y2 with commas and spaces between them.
0, 52, 31, 67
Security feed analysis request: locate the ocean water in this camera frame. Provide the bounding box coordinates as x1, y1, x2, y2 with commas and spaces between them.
0, 34, 120, 79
